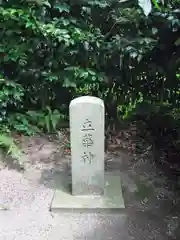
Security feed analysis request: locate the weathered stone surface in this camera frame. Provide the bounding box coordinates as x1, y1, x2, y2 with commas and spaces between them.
70, 96, 105, 196
50, 172, 125, 212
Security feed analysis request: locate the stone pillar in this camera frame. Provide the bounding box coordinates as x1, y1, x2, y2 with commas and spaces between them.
70, 96, 105, 195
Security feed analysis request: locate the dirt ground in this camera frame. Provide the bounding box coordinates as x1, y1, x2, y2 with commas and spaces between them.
0, 128, 180, 239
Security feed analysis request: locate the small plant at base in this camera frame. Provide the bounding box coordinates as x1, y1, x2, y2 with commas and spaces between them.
8, 113, 41, 136
27, 107, 67, 133
0, 133, 24, 163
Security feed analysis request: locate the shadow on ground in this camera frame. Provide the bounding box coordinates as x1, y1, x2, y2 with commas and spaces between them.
0, 134, 180, 240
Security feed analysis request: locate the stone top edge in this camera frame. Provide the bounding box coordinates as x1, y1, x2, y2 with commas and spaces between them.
69, 96, 104, 108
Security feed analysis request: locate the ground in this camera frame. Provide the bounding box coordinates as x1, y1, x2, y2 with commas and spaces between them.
0, 129, 180, 240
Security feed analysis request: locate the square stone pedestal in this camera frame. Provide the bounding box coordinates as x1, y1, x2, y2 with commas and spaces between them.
50, 172, 125, 213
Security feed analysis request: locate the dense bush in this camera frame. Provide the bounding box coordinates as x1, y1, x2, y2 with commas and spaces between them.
0, 0, 179, 162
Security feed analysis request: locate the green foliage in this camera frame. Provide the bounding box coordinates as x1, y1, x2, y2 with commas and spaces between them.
7, 113, 41, 135
117, 93, 144, 120
0, 133, 24, 162
7, 107, 66, 135
0, 74, 24, 121
0, 0, 179, 166
26, 107, 67, 133
0, 0, 179, 114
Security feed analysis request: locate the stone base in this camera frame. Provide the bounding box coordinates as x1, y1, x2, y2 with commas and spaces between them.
50, 172, 125, 213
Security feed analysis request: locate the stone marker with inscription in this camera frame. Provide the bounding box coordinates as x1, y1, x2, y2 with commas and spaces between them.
50, 96, 125, 212
70, 96, 104, 196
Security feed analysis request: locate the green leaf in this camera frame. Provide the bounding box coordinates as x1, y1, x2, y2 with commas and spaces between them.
0, 134, 24, 162
45, 115, 50, 133
63, 78, 76, 88
54, 3, 70, 13
88, 70, 96, 76
25, 22, 33, 28
46, 106, 52, 115
80, 71, 89, 79
152, 0, 161, 9
51, 114, 60, 131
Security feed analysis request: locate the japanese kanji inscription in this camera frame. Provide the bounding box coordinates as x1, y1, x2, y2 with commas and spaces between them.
70, 96, 105, 195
